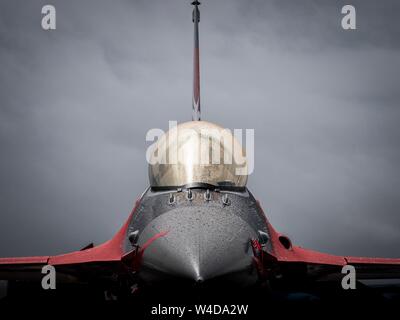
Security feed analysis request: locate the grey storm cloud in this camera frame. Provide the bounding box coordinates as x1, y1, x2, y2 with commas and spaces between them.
0, 0, 399, 258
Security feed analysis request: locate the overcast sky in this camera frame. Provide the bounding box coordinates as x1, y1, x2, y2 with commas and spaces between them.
0, 0, 399, 258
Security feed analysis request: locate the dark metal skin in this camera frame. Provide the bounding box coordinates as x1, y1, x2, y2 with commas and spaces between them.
124, 186, 270, 286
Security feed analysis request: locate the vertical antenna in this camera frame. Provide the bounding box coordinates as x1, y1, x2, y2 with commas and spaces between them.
192, 1, 201, 121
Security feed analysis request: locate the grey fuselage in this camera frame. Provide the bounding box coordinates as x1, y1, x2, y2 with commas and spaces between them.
124, 187, 270, 286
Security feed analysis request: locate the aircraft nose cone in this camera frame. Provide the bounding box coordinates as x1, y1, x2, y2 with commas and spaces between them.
137, 206, 258, 283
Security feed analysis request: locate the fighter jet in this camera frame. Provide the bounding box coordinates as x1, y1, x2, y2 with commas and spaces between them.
1, 1, 399, 302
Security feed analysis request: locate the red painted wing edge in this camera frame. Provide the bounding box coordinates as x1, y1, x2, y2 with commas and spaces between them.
49, 202, 139, 265
0, 200, 140, 267
0, 256, 49, 265
256, 201, 400, 266
345, 257, 400, 265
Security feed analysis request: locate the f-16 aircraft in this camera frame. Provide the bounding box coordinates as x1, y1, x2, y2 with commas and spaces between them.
1, 1, 400, 303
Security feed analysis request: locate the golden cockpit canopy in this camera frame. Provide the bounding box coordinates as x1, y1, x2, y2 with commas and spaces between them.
148, 121, 248, 188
